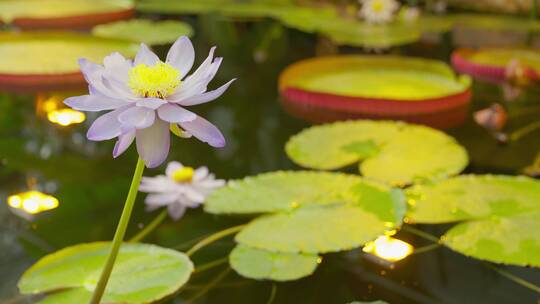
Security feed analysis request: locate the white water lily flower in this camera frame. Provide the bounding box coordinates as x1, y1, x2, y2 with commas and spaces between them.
139, 161, 225, 220
359, 0, 400, 24
64, 36, 235, 168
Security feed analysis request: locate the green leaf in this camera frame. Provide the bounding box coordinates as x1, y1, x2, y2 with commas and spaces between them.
286, 120, 468, 186
406, 175, 540, 267
229, 244, 319, 281
453, 14, 540, 32
205, 171, 405, 224
236, 204, 398, 254
92, 19, 194, 45
19, 242, 194, 303
0, 0, 133, 23
0, 32, 138, 75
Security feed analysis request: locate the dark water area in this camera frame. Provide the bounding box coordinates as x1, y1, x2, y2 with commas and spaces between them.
0, 17, 539, 304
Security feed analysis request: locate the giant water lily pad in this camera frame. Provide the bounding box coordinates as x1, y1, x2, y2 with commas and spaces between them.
236, 203, 401, 254
279, 56, 471, 128
0, 32, 138, 92
92, 19, 194, 45
406, 175, 540, 267
452, 48, 540, 83
18, 242, 194, 303
0, 0, 134, 29
205, 171, 405, 223
286, 120, 468, 186
229, 244, 320, 281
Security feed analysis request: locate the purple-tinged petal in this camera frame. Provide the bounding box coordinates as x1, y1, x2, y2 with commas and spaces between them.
78, 58, 103, 85
136, 98, 167, 110
136, 119, 170, 168
179, 116, 225, 148
103, 52, 132, 83
134, 43, 160, 66
118, 107, 156, 129
157, 104, 197, 123
177, 79, 235, 106
87, 107, 127, 141
166, 36, 195, 78
64, 94, 129, 112
146, 193, 179, 206
113, 130, 135, 158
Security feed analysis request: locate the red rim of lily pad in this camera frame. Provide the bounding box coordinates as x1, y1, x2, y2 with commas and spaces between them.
278, 56, 472, 128
2, 8, 135, 30
0, 73, 86, 93
451, 48, 540, 84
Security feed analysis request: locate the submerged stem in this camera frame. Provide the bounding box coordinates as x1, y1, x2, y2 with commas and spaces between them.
186, 224, 247, 257
484, 263, 540, 293
90, 158, 145, 304
509, 120, 540, 142
401, 225, 440, 243
129, 209, 168, 243
186, 267, 231, 302
193, 257, 229, 274
266, 283, 277, 304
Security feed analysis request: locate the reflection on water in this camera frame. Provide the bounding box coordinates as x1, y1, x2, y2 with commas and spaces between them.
0, 20, 539, 304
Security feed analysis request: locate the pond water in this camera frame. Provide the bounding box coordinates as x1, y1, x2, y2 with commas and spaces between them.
0, 18, 539, 304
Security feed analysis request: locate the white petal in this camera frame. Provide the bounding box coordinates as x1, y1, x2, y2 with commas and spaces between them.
177, 79, 235, 106
182, 187, 206, 202
179, 116, 226, 148
136, 119, 170, 168
157, 104, 197, 123
166, 36, 195, 77
64, 94, 129, 112
118, 107, 156, 129
134, 43, 160, 66
165, 161, 184, 178
140, 176, 176, 192
145, 193, 179, 206
193, 167, 209, 181
167, 203, 186, 221
86, 107, 127, 141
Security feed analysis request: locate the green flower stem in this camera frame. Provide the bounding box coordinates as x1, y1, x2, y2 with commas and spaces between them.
509, 120, 540, 142
90, 157, 145, 304
186, 224, 247, 257
129, 209, 168, 243
193, 257, 229, 274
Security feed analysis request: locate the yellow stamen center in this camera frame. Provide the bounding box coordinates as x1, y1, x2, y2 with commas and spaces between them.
128, 62, 180, 98
371, 0, 384, 12
172, 167, 194, 183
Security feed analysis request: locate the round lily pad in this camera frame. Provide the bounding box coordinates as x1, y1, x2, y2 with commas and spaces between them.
0, 0, 134, 29
92, 19, 194, 45
279, 56, 471, 128
229, 244, 320, 281
0, 32, 138, 92
452, 47, 540, 83
236, 203, 399, 254
406, 175, 540, 267
205, 171, 405, 224
286, 120, 468, 186
18, 242, 194, 303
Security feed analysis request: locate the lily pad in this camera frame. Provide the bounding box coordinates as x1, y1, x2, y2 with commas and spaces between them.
229, 244, 319, 281
236, 203, 400, 254
205, 171, 405, 224
453, 14, 540, 32
92, 19, 194, 45
286, 120, 468, 186
0, 32, 138, 92
0, 0, 134, 29
18, 242, 194, 303
406, 175, 540, 267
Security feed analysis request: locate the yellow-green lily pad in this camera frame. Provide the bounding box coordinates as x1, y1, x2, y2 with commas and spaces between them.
205, 171, 405, 224
236, 203, 400, 254
229, 244, 320, 281
92, 19, 194, 45
18, 242, 194, 303
286, 120, 468, 186
0, 32, 138, 75
406, 175, 540, 267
